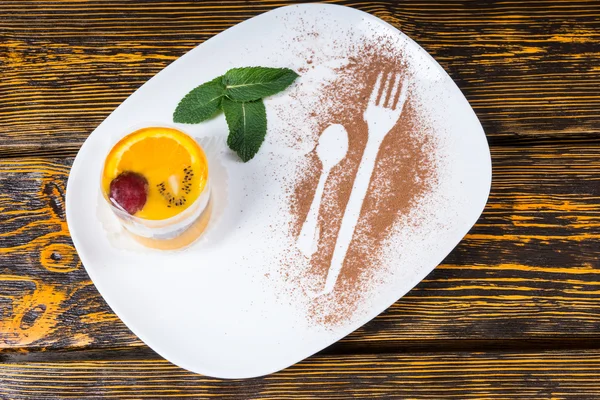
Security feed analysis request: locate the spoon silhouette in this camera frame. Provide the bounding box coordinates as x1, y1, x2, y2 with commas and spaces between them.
297, 124, 349, 257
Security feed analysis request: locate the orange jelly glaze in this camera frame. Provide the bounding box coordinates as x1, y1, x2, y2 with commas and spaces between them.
102, 127, 208, 220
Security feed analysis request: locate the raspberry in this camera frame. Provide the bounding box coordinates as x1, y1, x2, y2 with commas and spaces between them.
109, 171, 148, 215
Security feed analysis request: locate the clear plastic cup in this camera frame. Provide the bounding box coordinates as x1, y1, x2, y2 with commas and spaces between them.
101, 126, 211, 244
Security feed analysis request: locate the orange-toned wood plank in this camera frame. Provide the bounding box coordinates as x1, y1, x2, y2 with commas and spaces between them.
1, 0, 600, 154
0, 145, 599, 352
2, 350, 600, 398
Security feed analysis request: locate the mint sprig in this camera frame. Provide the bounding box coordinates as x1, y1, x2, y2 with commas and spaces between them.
222, 98, 267, 162
224, 67, 299, 102
173, 67, 299, 162
173, 77, 225, 124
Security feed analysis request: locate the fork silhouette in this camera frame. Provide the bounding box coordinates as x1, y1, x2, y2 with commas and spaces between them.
321, 72, 409, 295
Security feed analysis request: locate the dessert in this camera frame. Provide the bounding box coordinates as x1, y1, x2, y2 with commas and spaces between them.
101, 126, 210, 248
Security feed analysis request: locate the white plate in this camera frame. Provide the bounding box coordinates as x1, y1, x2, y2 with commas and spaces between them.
66, 4, 491, 378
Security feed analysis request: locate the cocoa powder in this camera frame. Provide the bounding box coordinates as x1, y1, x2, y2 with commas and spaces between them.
282, 33, 440, 327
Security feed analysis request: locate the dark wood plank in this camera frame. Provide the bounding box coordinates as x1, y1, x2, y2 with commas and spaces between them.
2, 350, 600, 398
1, 0, 600, 155
0, 145, 599, 352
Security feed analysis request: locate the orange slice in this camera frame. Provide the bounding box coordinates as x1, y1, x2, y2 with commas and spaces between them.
102, 127, 208, 220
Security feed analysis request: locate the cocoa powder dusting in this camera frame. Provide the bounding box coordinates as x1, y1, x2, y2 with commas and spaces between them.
282, 32, 440, 327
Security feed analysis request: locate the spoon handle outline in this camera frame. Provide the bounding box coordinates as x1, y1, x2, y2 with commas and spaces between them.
297, 169, 330, 257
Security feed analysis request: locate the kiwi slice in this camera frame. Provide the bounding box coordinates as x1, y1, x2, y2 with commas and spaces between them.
156, 166, 194, 208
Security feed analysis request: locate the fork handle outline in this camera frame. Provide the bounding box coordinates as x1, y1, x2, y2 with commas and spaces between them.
321, 132, 386, 294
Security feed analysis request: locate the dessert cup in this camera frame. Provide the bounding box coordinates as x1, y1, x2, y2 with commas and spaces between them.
101, 126, 211, 248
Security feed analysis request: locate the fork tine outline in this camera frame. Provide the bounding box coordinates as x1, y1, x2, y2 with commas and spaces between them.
395, 76, 409, 111
387, 74, 401, 108
368, 72, 383, 106
379, 72, 392, 106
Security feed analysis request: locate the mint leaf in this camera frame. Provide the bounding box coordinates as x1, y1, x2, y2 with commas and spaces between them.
173, 76, 225, 124
222, 98, 267, 162
223, 67, 299, 102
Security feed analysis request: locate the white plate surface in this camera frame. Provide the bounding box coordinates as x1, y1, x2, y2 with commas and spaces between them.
66, 4, 491, 378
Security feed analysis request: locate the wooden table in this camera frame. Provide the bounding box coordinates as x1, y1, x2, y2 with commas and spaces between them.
1, 1, 599, 398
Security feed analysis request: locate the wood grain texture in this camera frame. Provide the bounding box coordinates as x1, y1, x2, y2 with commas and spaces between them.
0, 145, 598, 352
2, 1, 600, 395
1, 0, 600, 155
2, 350, 600, 398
